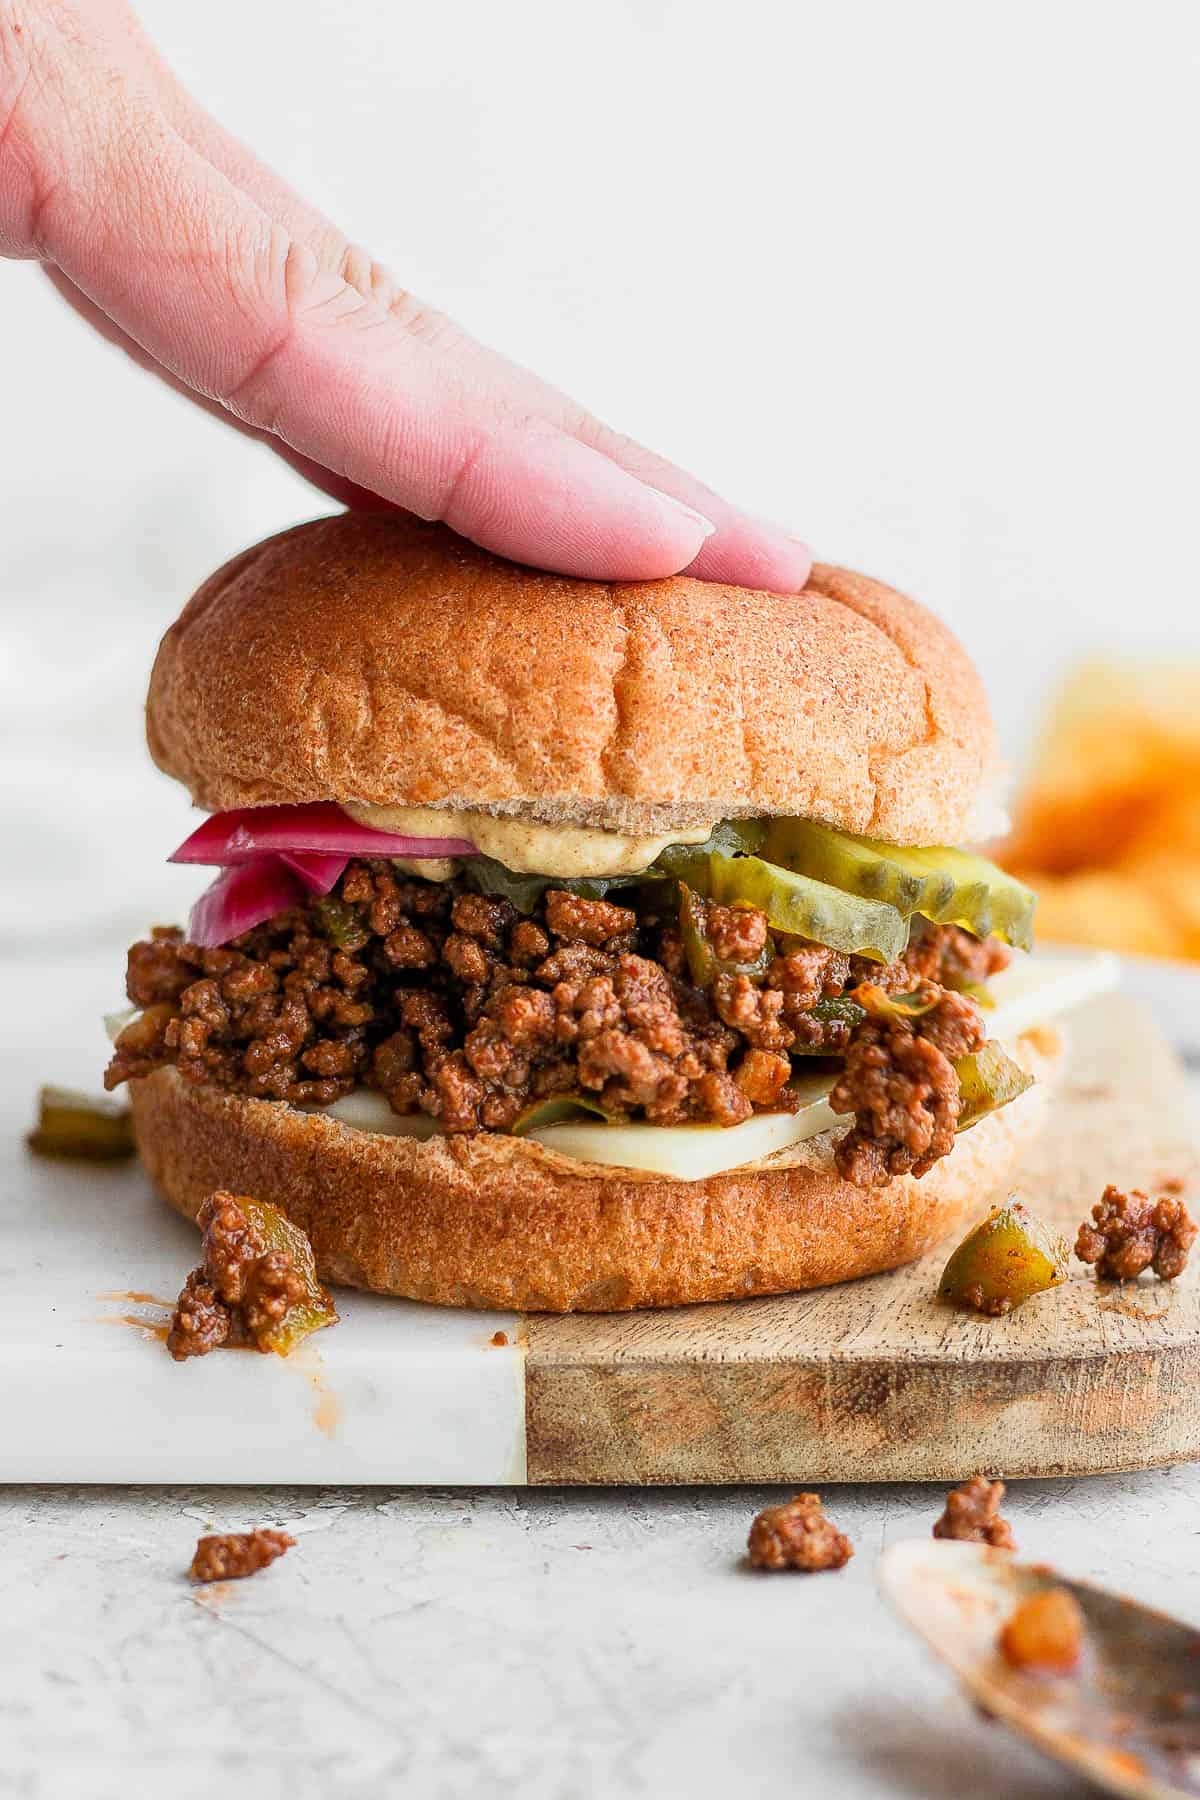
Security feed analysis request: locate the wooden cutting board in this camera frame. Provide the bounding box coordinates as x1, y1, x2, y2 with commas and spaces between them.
523, 992, 1200, 1484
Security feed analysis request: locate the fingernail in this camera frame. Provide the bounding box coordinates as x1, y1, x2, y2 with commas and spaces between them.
644, 485, 717, 539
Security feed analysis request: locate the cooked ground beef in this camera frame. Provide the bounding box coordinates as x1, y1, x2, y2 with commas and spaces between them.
828, 982, 986, 1187
107, 861, 1008, 1185
189, 1528, 295, 1583
166, 1191, 333, 1360
746, 1493, 853, 1572
932, 1475, 1016, 1549
1075, 1185, 1198, 1281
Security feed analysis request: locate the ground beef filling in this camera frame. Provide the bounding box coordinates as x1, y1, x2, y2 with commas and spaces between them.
106, 861, 1007, 1184
1075, 1185, 1198, 1281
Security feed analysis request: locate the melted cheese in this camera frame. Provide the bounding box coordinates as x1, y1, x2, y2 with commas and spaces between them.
343, 802, 714, 879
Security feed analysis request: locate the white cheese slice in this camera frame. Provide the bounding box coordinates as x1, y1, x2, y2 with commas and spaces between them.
983, 949, 1120, 1044
320, 1087, 439, 1140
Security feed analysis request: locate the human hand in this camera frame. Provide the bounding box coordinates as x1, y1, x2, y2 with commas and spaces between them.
0, 0, 812, 588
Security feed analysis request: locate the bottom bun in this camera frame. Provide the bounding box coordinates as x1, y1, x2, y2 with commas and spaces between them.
129, 1026, 1063, 1313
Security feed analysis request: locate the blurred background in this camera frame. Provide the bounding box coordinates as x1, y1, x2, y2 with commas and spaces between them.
3, 0, 1198, 957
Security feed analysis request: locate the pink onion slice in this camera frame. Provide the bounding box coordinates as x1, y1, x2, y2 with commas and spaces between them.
187, 857, 305, 948
169, 802, 476, 865
278, 850, 349, 895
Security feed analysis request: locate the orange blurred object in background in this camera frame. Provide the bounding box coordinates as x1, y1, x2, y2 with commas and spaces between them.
1001, 662, 1200, 962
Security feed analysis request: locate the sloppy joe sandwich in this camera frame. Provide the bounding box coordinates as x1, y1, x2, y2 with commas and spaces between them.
105, 511, 1113, 1311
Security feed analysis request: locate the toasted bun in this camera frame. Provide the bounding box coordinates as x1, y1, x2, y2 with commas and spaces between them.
129, 1027, 1059, 1313
147, 511, 995, 845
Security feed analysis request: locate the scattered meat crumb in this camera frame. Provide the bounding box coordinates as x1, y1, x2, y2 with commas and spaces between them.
490, 1330, 509, 1347
1075, 1185, 1197, 1282
166, 1191, 336, 1360
1159, 1176, 1186, 1196
746, 1493, 853, 1572
189, 1528, 295, 1583
998, 1587, 1085, 1673
933, 1475, 1016, 1549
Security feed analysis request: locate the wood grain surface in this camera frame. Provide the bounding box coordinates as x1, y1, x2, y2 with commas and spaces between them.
524, 994, 1200, 1484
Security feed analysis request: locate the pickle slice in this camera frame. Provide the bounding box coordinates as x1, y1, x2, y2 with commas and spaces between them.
464, 856, 655, 915
28, 1086, 135, 1161
939, 1200, 1069, 1314
759, 818, 1036, 951
660, 851, 907, 961
954, 1041, 1034, 1131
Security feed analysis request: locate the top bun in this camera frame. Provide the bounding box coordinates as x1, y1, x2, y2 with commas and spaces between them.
147, 511, 995, 845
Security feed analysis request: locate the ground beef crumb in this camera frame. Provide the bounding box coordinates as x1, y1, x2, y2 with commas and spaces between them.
1075, 1185, 1198, 1281
932, 1475, 1016, 1549
167, 1191, 334, 1360
189, 1528, 295, 1583
830, 985, 985, 1187
746, 1493, 854, 1572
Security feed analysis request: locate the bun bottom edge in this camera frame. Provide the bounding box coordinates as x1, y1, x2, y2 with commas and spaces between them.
128, 1027, 1063, 1313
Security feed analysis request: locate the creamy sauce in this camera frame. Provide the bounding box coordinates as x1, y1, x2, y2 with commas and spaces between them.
344, 802, 715, 879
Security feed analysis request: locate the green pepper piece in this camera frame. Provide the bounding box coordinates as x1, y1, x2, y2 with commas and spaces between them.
759, 818, 1036, 951
938, 1200, 1068, 1314
660, 851, 907, 961
27, 1086, 136, 1161
854, 983, 943, 1023
955, 1041, 1035, 1131
240, 1197, 339, 1355
511, 1094, 614, 1135
676, 882, 772, 989
313, 896, 369, 951
678, 883, 716, 987
786, 994, 869, 1055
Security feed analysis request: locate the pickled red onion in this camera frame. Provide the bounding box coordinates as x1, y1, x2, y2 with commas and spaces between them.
278, 850, 349, 894
170, 802, 476, 865
187, 857, 304, 948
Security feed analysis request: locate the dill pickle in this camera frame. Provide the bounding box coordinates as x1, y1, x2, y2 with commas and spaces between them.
27, 1086, 135, 1161
663, 850, 907, 961
464, 856, 661, 914
759, 818, 1036, 951
954, 1041, 1035, 1131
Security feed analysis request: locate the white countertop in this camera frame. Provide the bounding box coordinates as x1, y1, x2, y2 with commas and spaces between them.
6, 1470, 1197, 1799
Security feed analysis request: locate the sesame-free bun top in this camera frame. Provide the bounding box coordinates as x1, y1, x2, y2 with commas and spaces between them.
147, 511, 995, 845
